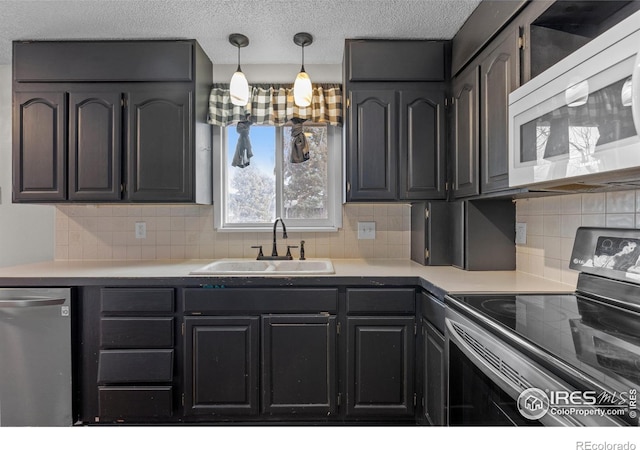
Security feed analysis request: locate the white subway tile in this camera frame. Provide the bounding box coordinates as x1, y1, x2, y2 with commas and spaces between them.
606, 214, 635, 228
543, 196, 562, 215
560, 194, 582, 214
582, 193, 605, 213
560, 215, 581, 238
581, 214, 606, 227
543, 215, 561, 237
606, 190, 635, 213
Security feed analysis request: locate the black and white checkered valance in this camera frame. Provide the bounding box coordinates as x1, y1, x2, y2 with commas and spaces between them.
208, 83, 343, 127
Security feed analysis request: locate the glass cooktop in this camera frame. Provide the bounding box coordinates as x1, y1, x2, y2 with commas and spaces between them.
451, 292, 640, 395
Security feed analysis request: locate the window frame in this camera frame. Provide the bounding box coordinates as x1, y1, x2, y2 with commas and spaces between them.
212, 123, 343, 232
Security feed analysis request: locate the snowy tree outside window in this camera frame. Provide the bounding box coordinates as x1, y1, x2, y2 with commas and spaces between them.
216, 123, 341, 231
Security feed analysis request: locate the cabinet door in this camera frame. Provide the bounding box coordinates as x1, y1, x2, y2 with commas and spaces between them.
451, 65, 480, 198
346, 316, 415, 417
127, 89, 193, 202
262, 315, 337, 416
423, 319, 446, 425
68, 92, 122, 201
184, 316, 259, 416
480, 28, 519, 194
12, 91, 66, 201
347, 89, 397, 201
399, 88, 446, 200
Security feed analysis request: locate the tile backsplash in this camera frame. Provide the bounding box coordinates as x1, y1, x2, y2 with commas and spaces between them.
54, 203, 411, 261
515, 190, 640, 286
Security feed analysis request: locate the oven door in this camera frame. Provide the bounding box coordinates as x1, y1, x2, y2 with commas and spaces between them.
508, 10, 640, 188
445, 306, 621, 426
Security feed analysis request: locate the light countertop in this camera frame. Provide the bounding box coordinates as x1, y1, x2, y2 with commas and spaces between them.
0, 258, 575, 295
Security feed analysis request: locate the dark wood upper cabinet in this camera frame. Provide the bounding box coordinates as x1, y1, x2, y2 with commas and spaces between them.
13, 40, 194, 83
12, 40, 212, 204
12, 91, 66, 202
400, 88, 446, 200
347, 89, 398, 201
344, 40, 448, 202
451, 65, 480, 199
127, 89, 192, 202
346, 40, 446, 82
480, 27, 519, 194
68, 91, 122, 201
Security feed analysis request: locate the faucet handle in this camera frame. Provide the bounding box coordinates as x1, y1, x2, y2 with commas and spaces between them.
285, 245, 298, 259
251, 245, 264, 259
300, 240, 306, 260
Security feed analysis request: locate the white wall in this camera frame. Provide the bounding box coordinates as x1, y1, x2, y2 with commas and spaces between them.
0, 65, 55, 267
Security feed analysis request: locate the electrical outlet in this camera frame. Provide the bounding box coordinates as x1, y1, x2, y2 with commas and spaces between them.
135, 221, 147, 239
357, 221, 376, 240
515, 222, 527, 245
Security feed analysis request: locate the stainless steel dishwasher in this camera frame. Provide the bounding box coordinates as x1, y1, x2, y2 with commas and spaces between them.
0, 288, 72, 426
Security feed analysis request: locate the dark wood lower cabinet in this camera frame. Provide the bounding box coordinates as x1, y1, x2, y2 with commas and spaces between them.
423, 319, 446, 425
183, 316, 260, 416
79, 286, 426, 425
262, 315, 337, 416
346, 316, 416, 417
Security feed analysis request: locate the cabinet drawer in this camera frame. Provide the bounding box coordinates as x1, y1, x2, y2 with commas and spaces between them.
346, 40, 446, 81
346, 288, 415, 313
14, 41, 193, 82
99, 386, 173, 418
98, 349, 173, 383
101, 288, 174, 313
420, 292, 445, 335
100, 318, 174, 348
183, 288, 338, 314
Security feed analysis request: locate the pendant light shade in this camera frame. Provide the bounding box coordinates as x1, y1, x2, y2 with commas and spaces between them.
293, 33, 313, 107
230, 70, 249, 106
229, 34, 250, 106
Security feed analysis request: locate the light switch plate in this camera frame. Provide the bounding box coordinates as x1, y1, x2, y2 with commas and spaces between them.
515, 222, 527, 245
357, 221, 376, 240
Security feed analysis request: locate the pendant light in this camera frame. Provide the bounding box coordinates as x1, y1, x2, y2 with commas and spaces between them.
229, 33, 250, 106
293, 32, 313, 107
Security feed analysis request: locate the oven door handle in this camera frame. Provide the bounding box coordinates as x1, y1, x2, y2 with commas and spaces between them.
446, 316, 583, 427
0, 297, 66, 308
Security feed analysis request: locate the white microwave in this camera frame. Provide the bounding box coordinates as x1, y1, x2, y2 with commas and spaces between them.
509, 10, 640, 189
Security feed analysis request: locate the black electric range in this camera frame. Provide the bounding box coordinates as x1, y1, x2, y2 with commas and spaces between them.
445, 227, 640, 426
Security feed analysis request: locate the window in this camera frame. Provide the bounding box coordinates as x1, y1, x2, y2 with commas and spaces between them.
213, 123, 342, 231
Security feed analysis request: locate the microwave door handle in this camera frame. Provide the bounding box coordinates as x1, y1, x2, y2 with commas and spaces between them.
0, 297, 66, 308
632, 48, 640, 136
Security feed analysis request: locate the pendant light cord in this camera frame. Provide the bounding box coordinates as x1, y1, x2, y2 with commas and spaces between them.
300, 43, 305, 73
236, 44, 242, 72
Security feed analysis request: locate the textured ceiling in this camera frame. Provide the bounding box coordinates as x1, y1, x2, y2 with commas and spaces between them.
0, 0, 482, 66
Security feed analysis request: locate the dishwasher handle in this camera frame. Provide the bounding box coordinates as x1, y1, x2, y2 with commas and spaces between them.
0, 297, 66, 308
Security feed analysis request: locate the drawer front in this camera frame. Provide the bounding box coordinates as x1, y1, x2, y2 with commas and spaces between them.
346, 288, 415, 314
100, 317, 174, 348
101, 288, 174, 313
420, 291, 445, 335
99, 386, 173, 418
183, 288, 338, 314
98, 349, 174, 383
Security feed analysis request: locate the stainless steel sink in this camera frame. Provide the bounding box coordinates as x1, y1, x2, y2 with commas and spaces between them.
190, 259, 335, 275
